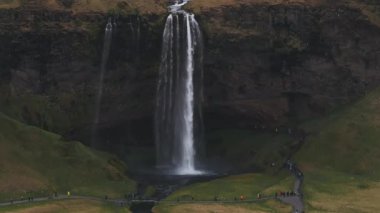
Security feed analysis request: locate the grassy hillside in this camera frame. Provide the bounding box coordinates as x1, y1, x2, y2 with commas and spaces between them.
296, 88, 380, 177
154, 201, 291, 213
163, 173, 293, 201
0, 199, 130, 213
293, 88, 380, 211
0, 113, 136, 202
153, 173, 294, 213
301, 170, 380, 212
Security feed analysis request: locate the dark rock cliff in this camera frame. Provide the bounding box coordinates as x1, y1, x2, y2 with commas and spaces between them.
201, 4, 380, 129
0, 2, 379, 154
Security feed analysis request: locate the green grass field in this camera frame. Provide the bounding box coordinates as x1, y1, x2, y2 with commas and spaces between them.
153, 173, 294, 212
164, 173, 293, 201
296, 88, 380, 178
293, 88, 380, 211
0, 113, 136, 202
300, 169, 380, 212
0, 199, 131, 213
153, 201, 292, 213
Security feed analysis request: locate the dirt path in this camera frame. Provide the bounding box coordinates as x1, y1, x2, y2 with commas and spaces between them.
0, 195, 131, 208
278, 161, 305, 213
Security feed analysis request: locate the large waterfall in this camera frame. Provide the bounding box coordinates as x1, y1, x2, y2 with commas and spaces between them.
155, 1, 204, 175
92, 18, 113, 148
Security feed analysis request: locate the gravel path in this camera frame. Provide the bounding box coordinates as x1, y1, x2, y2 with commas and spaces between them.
278, 161, 305, 213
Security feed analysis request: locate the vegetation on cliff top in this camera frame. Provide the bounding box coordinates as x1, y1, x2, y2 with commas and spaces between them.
1, 0, 379, 15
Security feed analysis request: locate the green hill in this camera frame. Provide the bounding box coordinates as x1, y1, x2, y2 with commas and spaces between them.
296, 88, 380, 177
293, 88, 380, 212
0, 199, 131, 213
0, 113, 136, 202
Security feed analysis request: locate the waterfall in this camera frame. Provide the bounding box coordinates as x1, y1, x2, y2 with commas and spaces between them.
92, 18, 113, 148
155, 2, 204, 175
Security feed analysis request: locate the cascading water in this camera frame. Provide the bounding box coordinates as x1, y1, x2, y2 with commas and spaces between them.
92, 18, 113, 148
155, 0, 204, 175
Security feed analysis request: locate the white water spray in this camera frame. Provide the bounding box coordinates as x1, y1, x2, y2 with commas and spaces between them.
155, 1, 204, 175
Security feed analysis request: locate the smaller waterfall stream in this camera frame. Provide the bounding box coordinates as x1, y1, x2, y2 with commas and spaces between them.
92, 18, 113, 147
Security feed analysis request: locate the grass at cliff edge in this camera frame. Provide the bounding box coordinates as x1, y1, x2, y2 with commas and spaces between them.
0, 113, 136, 202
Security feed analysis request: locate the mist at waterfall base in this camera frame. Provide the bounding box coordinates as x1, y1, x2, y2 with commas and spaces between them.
154, 8, 205, 175
92, 18, 113, 148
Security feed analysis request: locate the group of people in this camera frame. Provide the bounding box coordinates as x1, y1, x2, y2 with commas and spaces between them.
175, 191, 300, 202
285, 160, 304, 180
275, 191, 297, 197
176, 195, 250, 202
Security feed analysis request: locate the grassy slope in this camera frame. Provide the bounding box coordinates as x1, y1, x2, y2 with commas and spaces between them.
301, 170, 380, 212
294, 88, 380, 212
0, 113, 136, 201
0, 199, 130, 213
296, 88, 380, 177
164, 173, 293, 201
154, 201, 291, 213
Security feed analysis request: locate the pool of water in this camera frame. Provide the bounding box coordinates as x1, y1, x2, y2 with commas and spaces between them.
130, 202, 155, 213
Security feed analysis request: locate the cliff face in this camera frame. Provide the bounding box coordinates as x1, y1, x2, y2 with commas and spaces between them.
0, 2, 380, 152
0, 5, 165, 150
201, 3, 380, 128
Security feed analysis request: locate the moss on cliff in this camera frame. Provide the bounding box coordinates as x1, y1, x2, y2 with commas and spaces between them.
206, 129, 296, 172
0, 90, 95, 138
